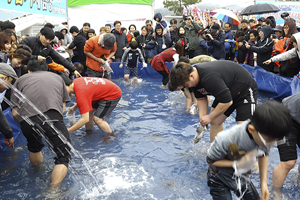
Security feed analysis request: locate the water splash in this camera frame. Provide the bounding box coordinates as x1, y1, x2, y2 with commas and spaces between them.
0, 79, 102, 195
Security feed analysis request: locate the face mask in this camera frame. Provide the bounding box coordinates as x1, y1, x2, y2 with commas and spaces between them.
257, 131, 277, 149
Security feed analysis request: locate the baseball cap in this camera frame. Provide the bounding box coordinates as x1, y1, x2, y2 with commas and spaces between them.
258, 17, 265, 22
56, 46, 70, 59
0, 63, 18, 80
249, 19, 255, 23
103, 33, 116, 50
211, 23, 220, 33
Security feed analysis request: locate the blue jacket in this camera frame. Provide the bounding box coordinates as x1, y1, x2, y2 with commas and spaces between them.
207, 31, 226, 59
225, 30, 233, 40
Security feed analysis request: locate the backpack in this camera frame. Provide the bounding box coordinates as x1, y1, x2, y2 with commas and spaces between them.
272, 38, 298, 72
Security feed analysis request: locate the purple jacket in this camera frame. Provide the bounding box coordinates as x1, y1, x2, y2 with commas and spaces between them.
245, 39, 256, 66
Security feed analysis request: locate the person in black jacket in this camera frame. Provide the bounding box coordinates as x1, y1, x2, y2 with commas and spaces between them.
206, 24, 226, 60
169, 18, 178, 46
20, 27, 80, 77
236, 19, 251, 41
136, 26, 149, 59
79, 22, 90, 40
68, 26, 87, 73
245, 25, 274, 72
111, 20, 128, 62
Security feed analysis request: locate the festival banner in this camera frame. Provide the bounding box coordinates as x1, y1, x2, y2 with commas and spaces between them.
256, 1, 300, 25
0, 0, 67, 18
68, 0, 152, 7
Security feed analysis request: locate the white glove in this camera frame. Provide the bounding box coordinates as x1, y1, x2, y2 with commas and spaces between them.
232, 149, 265, 176
143, 62, 147, 68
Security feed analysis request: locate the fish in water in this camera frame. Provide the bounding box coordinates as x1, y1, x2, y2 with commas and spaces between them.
193, 123, 208, 144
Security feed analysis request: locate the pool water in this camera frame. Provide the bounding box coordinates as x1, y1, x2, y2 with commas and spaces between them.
0, 77, 299, 200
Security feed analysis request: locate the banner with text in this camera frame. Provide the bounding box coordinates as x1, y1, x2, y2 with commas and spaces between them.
256, 1, 300, 25
0, 0, 67, 18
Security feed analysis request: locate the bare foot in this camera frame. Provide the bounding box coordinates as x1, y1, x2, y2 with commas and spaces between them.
101, 132, 116, 143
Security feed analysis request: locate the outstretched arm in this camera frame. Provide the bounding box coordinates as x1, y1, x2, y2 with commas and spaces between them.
68, 111, 89, 134
259, 155, 269, 200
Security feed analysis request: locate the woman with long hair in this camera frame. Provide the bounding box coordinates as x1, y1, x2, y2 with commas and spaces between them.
274, 19, 298, 77
136, 26, 149, 60
0, 32, 12, 54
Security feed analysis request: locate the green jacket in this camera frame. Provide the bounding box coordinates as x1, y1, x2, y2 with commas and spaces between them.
180, 21, 202, 50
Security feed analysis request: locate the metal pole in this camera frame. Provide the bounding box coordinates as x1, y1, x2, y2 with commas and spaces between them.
66, 0, 69, 26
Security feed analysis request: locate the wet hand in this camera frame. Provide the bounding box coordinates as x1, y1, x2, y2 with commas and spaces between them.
4, 137, 14, 149
263, 60, 271, 65
67, 107, 75, 114
97, 58, 105, 64
199, 115, 211, 126
260, 183, 269, 200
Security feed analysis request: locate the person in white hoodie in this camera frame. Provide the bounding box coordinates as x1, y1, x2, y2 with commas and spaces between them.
58, 24, 72, 47
264, 32, 300, 76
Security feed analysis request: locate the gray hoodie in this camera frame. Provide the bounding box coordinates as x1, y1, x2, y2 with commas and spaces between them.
271, 32, 300, 62
282, 92, 300, 124
58, 24, 72, 46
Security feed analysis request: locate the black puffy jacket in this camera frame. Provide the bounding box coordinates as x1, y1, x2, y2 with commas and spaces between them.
20, 36, 75, 72
111, 29, 128, 59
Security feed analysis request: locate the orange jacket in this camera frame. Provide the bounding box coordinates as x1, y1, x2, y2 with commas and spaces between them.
126, 34, 132, 43
48, 62, 65, 72
84, 35, 117, 72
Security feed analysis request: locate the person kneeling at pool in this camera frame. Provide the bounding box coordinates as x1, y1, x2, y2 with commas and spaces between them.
207, 101, 291, 200
64, 77, 122, 136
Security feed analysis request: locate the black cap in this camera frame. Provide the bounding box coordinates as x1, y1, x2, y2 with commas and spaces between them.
211, 23, 220, 33
249, 19, 255, 23
103, 33, 116, 50
258, 17, 265, 22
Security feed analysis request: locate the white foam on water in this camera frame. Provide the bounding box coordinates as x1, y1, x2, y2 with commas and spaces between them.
90, 157, 153, 197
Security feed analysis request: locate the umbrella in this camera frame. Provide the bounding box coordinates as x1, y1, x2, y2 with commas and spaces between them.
240, 3, 280, 15
210, 9, 240, 25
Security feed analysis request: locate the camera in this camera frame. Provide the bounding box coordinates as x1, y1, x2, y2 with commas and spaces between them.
202, 29, 211, 35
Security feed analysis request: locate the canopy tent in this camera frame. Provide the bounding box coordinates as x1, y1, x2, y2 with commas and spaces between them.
67, 0, 154, 34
